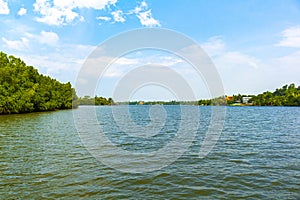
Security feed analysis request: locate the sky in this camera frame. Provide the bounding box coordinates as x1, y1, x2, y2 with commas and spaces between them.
0, 0, 300, 100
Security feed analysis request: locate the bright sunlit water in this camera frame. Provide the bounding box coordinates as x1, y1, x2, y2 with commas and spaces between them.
0, 106, 299, 199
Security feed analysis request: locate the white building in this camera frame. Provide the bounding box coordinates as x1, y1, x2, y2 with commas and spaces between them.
242, 97, 252, 104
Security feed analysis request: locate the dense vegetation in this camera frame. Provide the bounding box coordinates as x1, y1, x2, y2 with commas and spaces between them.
119, 99, 223, 106
126, 100, 182, 105
0, 52, 78, 114
78, 96, 114, 105
250, 83, 300, 106
225, 94, 254, 105
119, 83, 300, 106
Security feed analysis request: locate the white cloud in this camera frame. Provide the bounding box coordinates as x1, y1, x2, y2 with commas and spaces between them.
140, 1, 147, 8
39, 31, 59, 46
131, 1, 160, 27
200, 36, 259, 69
270, 51, 300, 86
1, 30, 59, 53
2, 37, 29, 51
17, 7, 27, 16
33, 0, 117, 26
201, 36, 225, 56
276, 26, 300, 48
195, 37, 264, 94
33, 0, 78, 25
216, 51, 260, 69
97, 56, 139, 78
15, 43, 95, 78
35, 0, 161, 27
136, 10, 160, 27
198, 36, 300, 95
53, 0, 117, 10
132, 1, 147, 14
156, 56, 184, 66
101, 54, 184, 78
96, 16, 111, 21
25, 31, 59, 46
0, 0, 9, 14
276, 50, 300, 68
79, 16, 85, 22
114, 57, 138, 65
111, 10, 125, 23
211, 50, 267, 95
83, 0, 117, 9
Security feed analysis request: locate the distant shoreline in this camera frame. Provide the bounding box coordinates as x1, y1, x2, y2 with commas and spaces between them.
1, 50, 299, 114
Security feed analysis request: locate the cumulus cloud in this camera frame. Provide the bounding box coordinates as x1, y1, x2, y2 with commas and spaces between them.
2, 37, 29, 51
111, 10, 125, 23
132, 0, 147, 13
133, 1, 160, 27
0, 0, 9, 14
26, 31, 59, 46
96, 56, 140, 78
39, 31, 59, 45
53, 0, 117, 10
136, 10, 160, 27
33, 0, 117, 26
276, 26, 300, 48
33, 0, 78, 25
2, 30, 59, 51
17, 7, 27, 16
33, 0, 161, 27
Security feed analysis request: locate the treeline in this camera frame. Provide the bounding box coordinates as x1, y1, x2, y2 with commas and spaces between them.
225, 94, 254, 105
117, 83, 300, 106
250, 83, 300, 106
125, 100, 188, 105
119, 99, 224, 106
78, 96, 114, 105
0, 52, 78, 114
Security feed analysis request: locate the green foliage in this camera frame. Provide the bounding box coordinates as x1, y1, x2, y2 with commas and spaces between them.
197, 84, 299, 107
127, 101, 197, 105
0, 52, 78, 114
226, 94, 243, 104
211, 96, 226, 106
77, 96, 114, 106
250, 83, 300, 106
198, 99, 211, 106
197, 97, 226, 106
116, 100, 198, 105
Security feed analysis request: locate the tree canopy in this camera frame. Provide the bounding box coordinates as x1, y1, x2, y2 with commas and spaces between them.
250, 83, 300, 106
77, 96, 114, 106
0, 52, 78, 114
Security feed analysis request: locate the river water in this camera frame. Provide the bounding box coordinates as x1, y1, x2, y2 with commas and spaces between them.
0, 106, 299, 199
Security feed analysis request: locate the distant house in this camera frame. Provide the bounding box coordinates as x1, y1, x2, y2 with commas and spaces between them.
226, 96, 234, 102
242, 97, 252, 104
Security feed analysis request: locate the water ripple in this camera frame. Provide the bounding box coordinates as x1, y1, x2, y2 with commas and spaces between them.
0, 106, 299, 199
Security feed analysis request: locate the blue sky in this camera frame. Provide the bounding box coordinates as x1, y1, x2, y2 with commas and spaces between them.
1, 0, 300, 100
